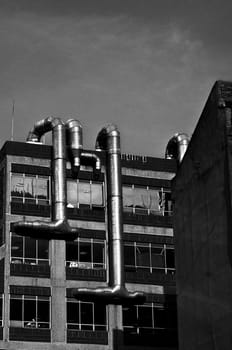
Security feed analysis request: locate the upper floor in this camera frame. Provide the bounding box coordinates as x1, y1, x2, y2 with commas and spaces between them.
0, 141, 176, 228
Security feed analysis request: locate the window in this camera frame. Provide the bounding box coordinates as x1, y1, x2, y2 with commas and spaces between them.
11, 173, 50, 205
10, 295, 50, 328
11, 233, 49, 265
124, 242, 175, 274
67, 299, 107, 331
66, 238, 105, 269
123, 185, 172, 216
67, 180, 104, 208
123, 302, 177, 335
0, 294, 3, 327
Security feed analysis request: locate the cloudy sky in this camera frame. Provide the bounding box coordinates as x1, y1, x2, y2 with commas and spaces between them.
1, 0, 232, 157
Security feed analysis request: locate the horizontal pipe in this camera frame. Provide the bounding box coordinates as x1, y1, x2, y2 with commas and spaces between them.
73, 286, 146, 305
13, 220, 80, 241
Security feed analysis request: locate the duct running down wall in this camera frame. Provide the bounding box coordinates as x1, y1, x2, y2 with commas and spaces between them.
12, 118, 145, 306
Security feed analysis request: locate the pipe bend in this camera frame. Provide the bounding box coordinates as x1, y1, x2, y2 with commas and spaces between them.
27, 116, 64, 142
95, 124, 119, 150
165, 132, 189, 163
81, 152, 101, 171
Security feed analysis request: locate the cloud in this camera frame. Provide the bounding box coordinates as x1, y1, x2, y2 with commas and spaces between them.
1, 1, 232, 156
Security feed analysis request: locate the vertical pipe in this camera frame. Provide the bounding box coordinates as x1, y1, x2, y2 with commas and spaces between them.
52, 123, 67, 221
13, 117, 79, 240
73, 125, 146, 304
103, 128, 124, 288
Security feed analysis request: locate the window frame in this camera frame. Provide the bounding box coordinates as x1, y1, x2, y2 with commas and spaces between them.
9, 294, 51, 329
67, 179, 104, 209
10, 173, 51, 206
66, 238, 106, 270
123, 302, 176, 335
124, 242, 175, 274
66, 298, 108, 331
122, 185, 172, 216
0, 294, 3, 327
10, 232, 50, 266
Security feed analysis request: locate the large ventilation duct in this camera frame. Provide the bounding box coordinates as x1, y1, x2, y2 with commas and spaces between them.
12, 117, 100, 241
165, 133, 189, 163
73, 125, 146, 305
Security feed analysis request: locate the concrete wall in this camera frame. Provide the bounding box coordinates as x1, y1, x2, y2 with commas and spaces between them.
173, 81, 232, 350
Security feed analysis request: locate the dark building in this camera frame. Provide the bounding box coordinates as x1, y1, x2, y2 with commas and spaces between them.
0, 119, 178, 349
172, 81, 232, 350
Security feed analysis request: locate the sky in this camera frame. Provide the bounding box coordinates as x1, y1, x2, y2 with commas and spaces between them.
1, 0, 232, 157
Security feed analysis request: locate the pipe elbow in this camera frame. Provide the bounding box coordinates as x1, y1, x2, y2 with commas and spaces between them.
95, 124, 119, 151
65, 119, 83, 175
165, 132, 189, 163
27, 116, 63, 142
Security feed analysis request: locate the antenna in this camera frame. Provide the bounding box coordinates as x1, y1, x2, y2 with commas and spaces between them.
11, 99, 15, 141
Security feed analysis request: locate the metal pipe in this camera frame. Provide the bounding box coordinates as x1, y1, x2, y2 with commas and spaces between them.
73, 124, 146, 305
81, 152, 101, 172
65, 120, 101, 175
165, 133, 189, 163
13, 117, 80, 240
65, 119, 83, 175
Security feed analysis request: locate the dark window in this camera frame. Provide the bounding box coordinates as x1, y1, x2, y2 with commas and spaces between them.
93, 242, 105, 268
124, 244, 135, 267
66, 239, 105, 269
123, 305, 137, 327
137, 305, 153, 328
79, 241, 92, 265
123, 302, 177, 335
124, 242, 175, 275
10, 295, 50, 329
11, 233, 49, 265
67, 299, 107, 331
151, 246, 165, 271
136, 245, 150, 270
0, 295, 3, 326
166, 248, 175, 270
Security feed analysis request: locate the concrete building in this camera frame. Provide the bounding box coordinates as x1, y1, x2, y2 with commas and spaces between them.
0, 119, 177, 349
172, 81, 232, 350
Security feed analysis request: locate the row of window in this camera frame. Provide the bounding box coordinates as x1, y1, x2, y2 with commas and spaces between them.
123, 185, 172, 216
11, 174, 50, 205
123, 302, 177, 334
10, 234, 175, 274
124, 243, 175, 274
8, 294, 177, 335
10, 173, 172, 216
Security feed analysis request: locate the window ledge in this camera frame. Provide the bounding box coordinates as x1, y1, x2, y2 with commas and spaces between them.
10, 263, 50, 278
125, 270, 175, 285
66, 267, 106, 281
67, 329, 108, 344
11, 202, 50, 217
9, 327, 51, 342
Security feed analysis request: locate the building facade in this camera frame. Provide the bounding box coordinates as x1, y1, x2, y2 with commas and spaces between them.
0, 122, 177, 349
172, 81, 232, 350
